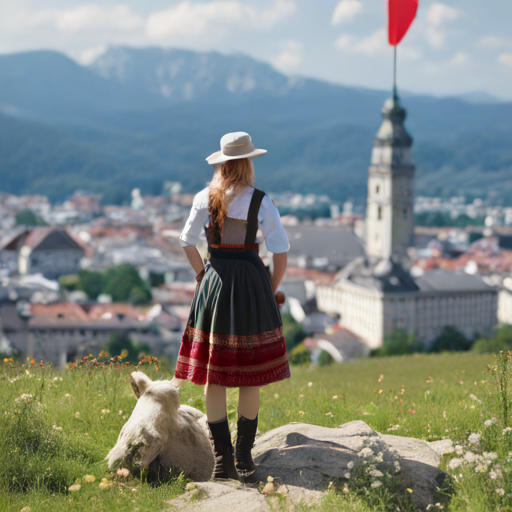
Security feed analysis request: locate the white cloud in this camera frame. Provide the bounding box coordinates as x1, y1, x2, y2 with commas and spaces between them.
425, 3, 462, 49
498, 53, 512, 67
146, 0, 297, 40
331, 0, 362, 26
448, 52, 470, 67
426, 3, 460, 26
24, 5, 144, 33
335, 28, 420, 60
273, 40, 303, 71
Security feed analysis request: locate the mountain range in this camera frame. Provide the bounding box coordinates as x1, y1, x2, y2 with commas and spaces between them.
0, 46, 511, 205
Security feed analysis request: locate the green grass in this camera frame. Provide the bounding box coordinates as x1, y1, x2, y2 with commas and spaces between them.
1, 352, 509, 511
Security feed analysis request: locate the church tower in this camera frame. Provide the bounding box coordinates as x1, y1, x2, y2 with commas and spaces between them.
366, 96, 415, 262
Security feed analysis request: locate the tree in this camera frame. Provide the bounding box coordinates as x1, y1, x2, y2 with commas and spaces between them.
288, 343, 311, 366
16, 209, 46, 226
102, 264, 152, 304
78, 269, 103, 300
104, 331, 149, 363
430, 326, 472, 353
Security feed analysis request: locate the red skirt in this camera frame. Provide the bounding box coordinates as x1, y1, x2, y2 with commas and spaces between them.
174, 247, 290, 387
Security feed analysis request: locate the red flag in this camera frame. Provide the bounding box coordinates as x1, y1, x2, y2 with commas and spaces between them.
388, 0, 418, 46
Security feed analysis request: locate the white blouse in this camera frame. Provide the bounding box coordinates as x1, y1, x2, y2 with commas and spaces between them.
180, 186, 290, 254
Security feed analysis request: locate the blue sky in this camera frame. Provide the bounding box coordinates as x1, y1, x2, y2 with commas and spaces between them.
1, 0, 511, 99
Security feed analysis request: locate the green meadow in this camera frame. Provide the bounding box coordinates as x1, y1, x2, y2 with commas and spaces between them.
1, 352, 511, 511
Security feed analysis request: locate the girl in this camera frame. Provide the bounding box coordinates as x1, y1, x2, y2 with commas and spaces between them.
175, 132, 290, 480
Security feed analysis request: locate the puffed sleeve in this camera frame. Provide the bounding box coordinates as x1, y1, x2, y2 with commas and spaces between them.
179, 189, 210, 247
259, 194, 290, 254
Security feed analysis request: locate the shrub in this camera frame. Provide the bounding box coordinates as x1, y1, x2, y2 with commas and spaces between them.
288, 343, 311, 366
281, 314, 306, 352
430, 326, 473, 353
472, 325, 512, 354
103, 264, 152, 303
58, 274, 80, 292
104, 332, 150, 364
370, 329, 423, 357
318, 349, 333, 366
78, 269, 104, 300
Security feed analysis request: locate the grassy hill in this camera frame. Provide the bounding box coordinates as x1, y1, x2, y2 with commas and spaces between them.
2, 352, 510, 511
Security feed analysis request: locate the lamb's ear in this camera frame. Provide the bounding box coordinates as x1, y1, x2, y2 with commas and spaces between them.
170, 376, 184, 389
131, 372, 152, 399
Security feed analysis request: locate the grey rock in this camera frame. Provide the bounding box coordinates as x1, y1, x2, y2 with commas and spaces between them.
429, 439, 455, 456
166, 420, 450, 511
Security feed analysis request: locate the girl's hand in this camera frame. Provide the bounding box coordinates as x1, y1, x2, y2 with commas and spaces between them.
275, 291, 286, 307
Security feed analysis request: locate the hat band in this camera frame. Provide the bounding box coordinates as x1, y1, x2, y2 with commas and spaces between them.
222, 141, 256, 157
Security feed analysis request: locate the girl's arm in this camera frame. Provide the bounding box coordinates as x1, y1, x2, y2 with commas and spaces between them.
183, 246, 205, 275
271, 252, 288, 293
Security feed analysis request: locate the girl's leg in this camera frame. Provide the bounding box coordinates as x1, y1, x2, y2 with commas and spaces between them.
235, 386, 260, 478
237, 386, 260, 419
205, 383, 238, 480
205, 383, 227, 422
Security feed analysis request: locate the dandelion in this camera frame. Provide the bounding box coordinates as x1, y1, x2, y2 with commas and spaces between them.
68, 484, 81, 492
347, 461, 354, 469
83, 475, 96, 483
496, 488, 505, 496
371, 481, 382, 488
298, 411, 305, 416
468, 433, 481, 445
75, 412, 80, 418
407, 488, 414, 493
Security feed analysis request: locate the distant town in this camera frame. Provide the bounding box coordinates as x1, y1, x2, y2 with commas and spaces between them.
2, 98, 512, 367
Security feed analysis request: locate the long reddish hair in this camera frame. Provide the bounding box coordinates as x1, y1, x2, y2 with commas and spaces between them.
208, 158, 255, 232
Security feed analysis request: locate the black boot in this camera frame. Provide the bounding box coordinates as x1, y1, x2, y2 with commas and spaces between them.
235, 414, 258, 478
207, 419, 239, 480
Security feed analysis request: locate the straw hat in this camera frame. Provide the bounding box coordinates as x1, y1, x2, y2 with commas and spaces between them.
206, 132, 267, 165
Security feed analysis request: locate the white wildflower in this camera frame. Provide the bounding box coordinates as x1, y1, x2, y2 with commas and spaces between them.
484, 418, 496, 427
370, 469, 383, 478
344, 472, 351, 479
374, 452, 384, 463
496, 488, 505, 496
347, 461, 354, 469
483, 452, 498, 461
14, 394, 33, 402
371, 481, 382, 488
475, 463, 487, 473
464, 451, 477, 463
448, 458, 463, 470
64, 393, 71, 398
308, 382, 313, 387
455, 445, 464, 455
394, 461, 401, 473
358, 447, 373, 458
489, 471, 497, 480
469, 394, 482, 404
52, 425, 63, 432
503, 427, 512, 434
468, 433, 481, 445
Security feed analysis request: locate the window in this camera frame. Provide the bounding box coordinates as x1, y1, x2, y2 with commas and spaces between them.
376, 185, 380, 194
403, 208, 407, 219
378, 206, 382, 220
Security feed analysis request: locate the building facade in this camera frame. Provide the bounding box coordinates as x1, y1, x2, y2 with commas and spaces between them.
366, 97, 415, 262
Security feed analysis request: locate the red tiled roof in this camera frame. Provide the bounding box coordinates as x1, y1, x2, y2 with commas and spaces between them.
31, 302, 90, 322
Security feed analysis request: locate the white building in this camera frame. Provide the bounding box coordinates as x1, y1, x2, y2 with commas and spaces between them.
316, 95, 498, 348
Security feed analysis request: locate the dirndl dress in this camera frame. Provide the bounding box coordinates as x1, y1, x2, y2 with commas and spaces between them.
175, 189, 291, 387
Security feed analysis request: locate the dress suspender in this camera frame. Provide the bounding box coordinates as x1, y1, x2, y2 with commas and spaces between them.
244, 189, 265, 246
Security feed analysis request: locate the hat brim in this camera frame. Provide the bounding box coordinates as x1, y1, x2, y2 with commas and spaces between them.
207, 149, 267, 166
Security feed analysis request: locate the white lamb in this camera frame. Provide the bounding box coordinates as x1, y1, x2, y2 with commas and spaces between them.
107, 372, 214, 482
